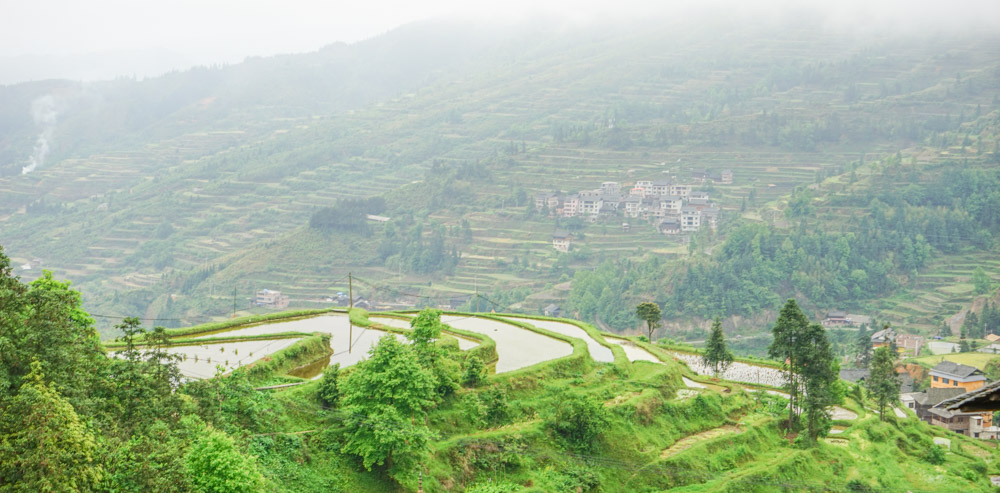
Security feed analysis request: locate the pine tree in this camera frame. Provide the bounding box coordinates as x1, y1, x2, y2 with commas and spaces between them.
800, 323, 836, 441
867, 346, 900, 421
703, 318, 734, 377
768, 299, 811, 431
855, 324, 873, 368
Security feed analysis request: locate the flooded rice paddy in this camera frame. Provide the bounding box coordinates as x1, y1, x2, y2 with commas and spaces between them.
440, 315, 572, 373
605, 337, 661, 363
503, 317, 614, 363
114, 338, 302, 380
370, 315, 479, 350
178, 314, 406, 378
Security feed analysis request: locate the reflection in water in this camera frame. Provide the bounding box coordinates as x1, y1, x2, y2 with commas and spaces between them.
288, 354, 333, 379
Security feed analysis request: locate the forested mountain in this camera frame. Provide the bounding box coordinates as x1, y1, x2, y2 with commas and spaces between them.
0, 15, 998, 338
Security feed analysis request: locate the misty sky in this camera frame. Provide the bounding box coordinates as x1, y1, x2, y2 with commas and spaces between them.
2, 0, 997, 84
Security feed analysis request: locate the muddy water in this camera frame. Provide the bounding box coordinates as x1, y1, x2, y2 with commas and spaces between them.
504, 317, 614, 363
440, 315, 572, 373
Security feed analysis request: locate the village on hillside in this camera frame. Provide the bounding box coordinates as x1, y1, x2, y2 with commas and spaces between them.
537, 169, 731, 251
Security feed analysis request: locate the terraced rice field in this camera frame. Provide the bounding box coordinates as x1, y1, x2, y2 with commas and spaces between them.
370, 315, 480, 350
440, 315, 572, 373
113, 338, 302, 380
502, 316, 615, 363
184, 314, 407, 376
605, 337, 661, 363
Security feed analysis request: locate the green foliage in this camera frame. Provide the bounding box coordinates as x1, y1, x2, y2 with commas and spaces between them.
308, 197, 385, 235
867, 346, 900, 421
462, 353, 488, 387
768, 300, 836, 440
799, 323, 836, 441
636, 301, 662, 341
0, 361, 103, 492
317, 364, 340, 408
973, 267, 992, 295
340, 335, 437, 470
925, 444, 947, 465
0, 264, 105, 411
703, 317, 734, 376
185, 428, 264, 492
545, 392, 610, 451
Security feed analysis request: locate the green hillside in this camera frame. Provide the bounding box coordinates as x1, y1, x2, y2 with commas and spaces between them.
2, 254, 997, 492
0, 18, 998, 339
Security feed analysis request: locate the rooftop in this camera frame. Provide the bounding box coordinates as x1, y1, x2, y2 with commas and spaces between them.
930, 361, 985, 379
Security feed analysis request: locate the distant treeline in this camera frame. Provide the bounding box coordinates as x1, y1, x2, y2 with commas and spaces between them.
569, 163, 1000, 323
309, 197, 386, 235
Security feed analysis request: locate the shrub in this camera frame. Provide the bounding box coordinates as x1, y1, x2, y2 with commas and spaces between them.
545, 393, 609, 451
317, 364, 340, 408
925, 445, 946, 465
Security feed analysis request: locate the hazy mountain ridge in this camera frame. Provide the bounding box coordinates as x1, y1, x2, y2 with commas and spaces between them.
0, 18, 997, 334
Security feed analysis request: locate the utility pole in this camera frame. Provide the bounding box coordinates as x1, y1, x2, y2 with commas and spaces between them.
474, 274, 479, 313
232, 286, 237, 318
348, 272, 353, 353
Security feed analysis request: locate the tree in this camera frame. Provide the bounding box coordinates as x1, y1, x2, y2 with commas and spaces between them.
408, 308, 459, 398
800, 323, 836, 441
973, 267, 992, 295
461, 354, 487, 387
0, 267, 105, 411
545, 393, 609, 451
636, 302, 662, 342
340, 335, 437, 471
185, 428, 264, 492
867, 346, 900, 421
702, 318, 734, 377
854, 324, 873, 368
317, 364, 340, 408
768, 299, 811, 431
0, 361, 103, 492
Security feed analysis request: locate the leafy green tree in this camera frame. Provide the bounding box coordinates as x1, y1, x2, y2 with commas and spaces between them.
340, 335, 437, 470
317, 363, 340, 408
867, 346, 900, 421
973, 267, 992, 295
0, 361, 103, 492
854, 324, 872, 368
461, 354, 487, 387
702, 318, 734, 376
185, 428, 264, 492
408, 308, 459, 397
545, 393, 609, 451
800, 323, 836, 441
985, 358, 1000, 381
636, 302, 662, 342
0, 266, 105, 411
768, 299, 811, 431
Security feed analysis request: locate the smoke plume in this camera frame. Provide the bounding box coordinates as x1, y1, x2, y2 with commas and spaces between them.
22, 94, 58, 175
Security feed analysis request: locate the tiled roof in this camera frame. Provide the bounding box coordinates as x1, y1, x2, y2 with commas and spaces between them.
942, 379, 1000, 412
930, 361, 983, 379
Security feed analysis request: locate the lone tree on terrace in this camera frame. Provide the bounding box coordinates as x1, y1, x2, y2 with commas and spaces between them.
636, 302, 662, 342
768, 299, 837, 441
703, 317, 734, 377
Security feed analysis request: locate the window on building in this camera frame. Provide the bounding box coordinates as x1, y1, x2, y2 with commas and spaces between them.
934, 376, 939, 381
